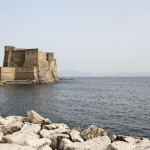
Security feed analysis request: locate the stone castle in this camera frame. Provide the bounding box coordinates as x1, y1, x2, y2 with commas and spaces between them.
0, 46, 58, 84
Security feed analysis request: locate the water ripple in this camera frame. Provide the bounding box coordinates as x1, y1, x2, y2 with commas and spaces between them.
0, 77, 150, 137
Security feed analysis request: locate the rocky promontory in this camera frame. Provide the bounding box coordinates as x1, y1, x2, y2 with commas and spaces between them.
0, 110, 150, 150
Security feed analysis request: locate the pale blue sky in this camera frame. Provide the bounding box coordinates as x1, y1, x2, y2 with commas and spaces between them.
0, 0, 150, 74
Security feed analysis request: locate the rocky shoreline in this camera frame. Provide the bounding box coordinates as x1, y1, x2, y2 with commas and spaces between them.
0, 111, 149, 150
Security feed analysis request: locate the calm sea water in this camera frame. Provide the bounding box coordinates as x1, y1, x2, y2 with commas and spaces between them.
0, 77, 150, 138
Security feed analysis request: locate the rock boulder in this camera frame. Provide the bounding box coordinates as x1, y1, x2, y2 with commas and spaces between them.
80, 125, 104, 140
59, 136, 111, 150
2, 131, 40, 145
27, 110, 51, 124
43, 123, 69, 130
70, 129, 84, 142
0, 143, 36, 150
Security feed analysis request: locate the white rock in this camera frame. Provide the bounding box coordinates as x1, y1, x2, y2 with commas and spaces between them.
59, 138, 73, 150
0, 131, 3, 142
40, 128, 70, 138
59, 135, 111, 150
124, 136, 140, 144
25, 138, 51, 148
21, 123, 41, 133
40, 128, 70, 149
115, 135, 150, 150
80, 125, 104, 140
48, 128, 70, 135
43, 118, 52, 125
0, 117, 8, 125
103, 130, 116, 142
1, 125, 21, 135
0, 116, 24, 135
2, 131, 40, 145
40, 129, 51, 138
135, 138, 150, 150
47, 133, 69, 149
80, 136, 111, 150
44, 123, 69, 130
21, 122, 31, 129
0, 116, 24, 126
139, 138, 150, 146
6, 116, 24, 123
39, 145, 52, 150
9, 121, 23, 128
0, 143, 36, 150
27, 110, 45, 124
70, 129, 84, 142
111, 141, 135, 150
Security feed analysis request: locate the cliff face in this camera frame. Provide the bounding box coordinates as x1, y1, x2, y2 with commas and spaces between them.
0, 46, 58, 84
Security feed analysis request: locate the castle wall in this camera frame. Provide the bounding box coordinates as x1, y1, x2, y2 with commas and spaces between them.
39, 51, 46, 60
49, 59, 57, 79
23, 49, 39, 67
46, 52, 54, 61
11, 50, 25, 67
15, 67, 36, 80
3, 46, 25, 67
4, 46, 16, 51
1, 46, 58, 83
37, 51, 57, 82
3, 51, 10, 67
38, 51, 49, 70
0, 67, 15, 81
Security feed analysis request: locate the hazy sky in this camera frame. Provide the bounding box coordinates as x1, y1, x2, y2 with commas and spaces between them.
0, 0, 150, 74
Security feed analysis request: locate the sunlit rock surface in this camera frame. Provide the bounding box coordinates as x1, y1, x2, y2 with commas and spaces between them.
0, 110, 150, 150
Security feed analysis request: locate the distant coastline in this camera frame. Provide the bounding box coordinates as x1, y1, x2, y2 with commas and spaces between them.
59, 70, 150, 77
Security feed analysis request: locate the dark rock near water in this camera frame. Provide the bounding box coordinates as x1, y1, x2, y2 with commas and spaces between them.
1, 126, 21, 135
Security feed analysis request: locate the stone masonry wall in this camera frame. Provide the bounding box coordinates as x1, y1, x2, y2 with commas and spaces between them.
0, 67, 15, 81
15, 67, 35, 80
1, 46, 58, 83
23, 49, 39, 67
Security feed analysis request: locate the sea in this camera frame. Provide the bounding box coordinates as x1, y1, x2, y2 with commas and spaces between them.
0, 77, 150, 138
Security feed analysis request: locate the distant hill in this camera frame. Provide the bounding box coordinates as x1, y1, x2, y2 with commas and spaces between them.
58, 70, 99, 77
58, 70, 150, 77
103, 72, 150, 77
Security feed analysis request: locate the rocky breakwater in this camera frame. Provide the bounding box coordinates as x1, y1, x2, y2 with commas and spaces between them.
0, 111, 150, 150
